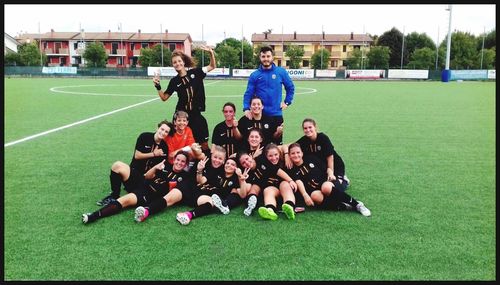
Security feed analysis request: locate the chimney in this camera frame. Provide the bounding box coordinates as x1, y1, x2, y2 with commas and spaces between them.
322, 31, 325, 40
51, 29, 54, 33
294, 31, 297, 40
165, 29, 168, 34
350, 32, 354, 40
264, 32, 267, 39
138, 29, 141, 38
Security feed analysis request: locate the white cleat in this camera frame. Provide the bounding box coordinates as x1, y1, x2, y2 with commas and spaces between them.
211, 194, 230, 215
176, 212, 191, 225
243, 195, 257, 216
356, 201, 371, 217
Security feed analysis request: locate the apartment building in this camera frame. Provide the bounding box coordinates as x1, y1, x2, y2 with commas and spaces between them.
251, 32, 373, 69
16, 29, 192, 67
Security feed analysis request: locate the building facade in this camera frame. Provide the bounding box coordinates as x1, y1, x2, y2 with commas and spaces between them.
251, 32, 373, 69
16, 29, 192, 67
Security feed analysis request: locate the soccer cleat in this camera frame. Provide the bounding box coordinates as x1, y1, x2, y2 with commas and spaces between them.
211, 194, 230, 215
282, 203, 296, 220
356, 201, 371, 217
344, 175, 350, 186
243, 195, 257, 216
82, 213, 96, 224
96, 194, 116, 207
176, 212, 192, 225
258, 207, 278, 221
134, 206, 149, 223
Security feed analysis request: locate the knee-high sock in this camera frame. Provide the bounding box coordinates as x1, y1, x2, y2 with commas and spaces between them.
109, 170, 123, 198
191, 202, 213, 219
226, 193, 242, 209
92, 200, 123, 220
147, 198, 168, 216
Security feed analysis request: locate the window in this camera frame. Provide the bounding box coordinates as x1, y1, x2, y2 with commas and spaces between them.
302, 60, 309, 67
169, 43, 176, 51
112, 43, 119, 54
131, 43, 135, 50
74, 43, 78, 50
332, 60, 338, 67
142, 43, 149, 49
277, 60, 281, 66
343, 45, 347, 52
285, 60, 290, 67
117, 57, 123, 65
283, 45, 288, 52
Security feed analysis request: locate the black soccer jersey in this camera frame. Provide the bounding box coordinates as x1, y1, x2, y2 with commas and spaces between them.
237, 115, 277, 146
286, 155, 326, 193
130, 132, 169, 174
166, 67, 207, 113
296, 132, 345, 176
212, 121, 242, 157
146, 164, 190, 196
252, 156, 282, 188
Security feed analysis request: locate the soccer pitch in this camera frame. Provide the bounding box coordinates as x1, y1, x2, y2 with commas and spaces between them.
4, 77, 496, 280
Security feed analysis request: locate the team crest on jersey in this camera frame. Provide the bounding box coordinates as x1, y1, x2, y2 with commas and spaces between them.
177, 177, 183, 182
317, 146, 322, 150
228, 181, 233, 187
191, 74, 195, 79
261, 165, 266, 170
272, 74, 276, 79
264, 124, 269, 129
309, 163, 315, 168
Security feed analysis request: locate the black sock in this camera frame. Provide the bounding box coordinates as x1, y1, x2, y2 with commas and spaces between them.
265, 204, 278, 213
192, 202, 213, 219
147, 198, 168, 216
332, 190, 358, 207
226, 193, 242, 209
284, 200, 295, 208
94, 200, 123, 219
109, 170, 122, 198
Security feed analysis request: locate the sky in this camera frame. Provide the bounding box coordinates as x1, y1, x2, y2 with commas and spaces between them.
4, 4, 496, 46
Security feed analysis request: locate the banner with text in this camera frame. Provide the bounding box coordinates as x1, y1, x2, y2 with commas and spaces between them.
487, 70, 496, 79
232, 69, 256, 77
206, 67, 231, 76
287, 69, 315, 79
388, 69, 429, 79
147, 67, 177, 77
450, 70, 488, 80
315, 70, 337, 78
42, 66, 77, 74
345, 69, 385, 79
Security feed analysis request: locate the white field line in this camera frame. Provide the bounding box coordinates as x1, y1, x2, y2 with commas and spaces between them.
5, 98, 159, 148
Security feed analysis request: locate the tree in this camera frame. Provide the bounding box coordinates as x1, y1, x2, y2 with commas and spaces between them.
83, 42, 107, 68
193, 47, 211, 68
311, 48, 331, 69
343, 48, 362, 69
404, 32, 436, 61
215, 45, 239, 68
366, 46, 390, 69
484, 29, 496, 50
407, 47, 435, 69
17, 42, 46, 66
285, 45, 304, 69
4, 52, 20, 66
215, 37, 254, 68
476, 48, 495, 69
139, 44, 172, 67
377, 27, 407, 68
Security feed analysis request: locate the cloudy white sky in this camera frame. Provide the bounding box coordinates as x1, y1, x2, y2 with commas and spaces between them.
4, 4, 496, 45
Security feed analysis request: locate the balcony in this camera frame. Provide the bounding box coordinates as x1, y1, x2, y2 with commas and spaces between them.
133, 50, 141, 56
106, 49, 127, 56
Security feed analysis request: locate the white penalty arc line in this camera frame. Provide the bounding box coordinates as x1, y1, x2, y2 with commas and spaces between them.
5, 98, 159, 148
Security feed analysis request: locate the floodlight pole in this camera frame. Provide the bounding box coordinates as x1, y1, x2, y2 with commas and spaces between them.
39, 22, 42, 66
435, 26, 439, 70
161, 24, 164, 67
201, 24, 204, 67
241, 24, 244, 68
442, 4, 453, 82
480, 27, 485, 69
400, 26, 405, 69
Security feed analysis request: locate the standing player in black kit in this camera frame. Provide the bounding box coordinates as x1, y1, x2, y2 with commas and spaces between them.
153, 45, 216, 154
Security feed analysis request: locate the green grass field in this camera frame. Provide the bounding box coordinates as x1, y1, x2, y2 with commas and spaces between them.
4, 77, 496, 280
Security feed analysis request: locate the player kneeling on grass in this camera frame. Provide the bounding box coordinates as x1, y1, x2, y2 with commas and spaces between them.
286, 143, 371, 217
82, 152, 191, 224
238, 144, 298, 221
176, 153, 249, 226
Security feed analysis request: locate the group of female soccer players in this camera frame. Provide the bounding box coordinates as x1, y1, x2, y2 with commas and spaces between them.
82, 47, 371, 226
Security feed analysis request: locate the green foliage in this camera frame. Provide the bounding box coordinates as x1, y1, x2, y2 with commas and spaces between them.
215, 44, 239, 68
311, 48, 331, 69
15, 42, 45, 66
215, 37, 254, 68
407, 47, 436, 69
483, 29, 496, 50
476, 48, 495, 69
377, 27, 406, 68
4, 52, 20, 66
139, 44, 172, 68
193, 48, 212, 68
344, 48, 362, 69
366, 46, 390, 69
285, 45, 304, 69
405, 32, 436, 59
83, 42, 107, 68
